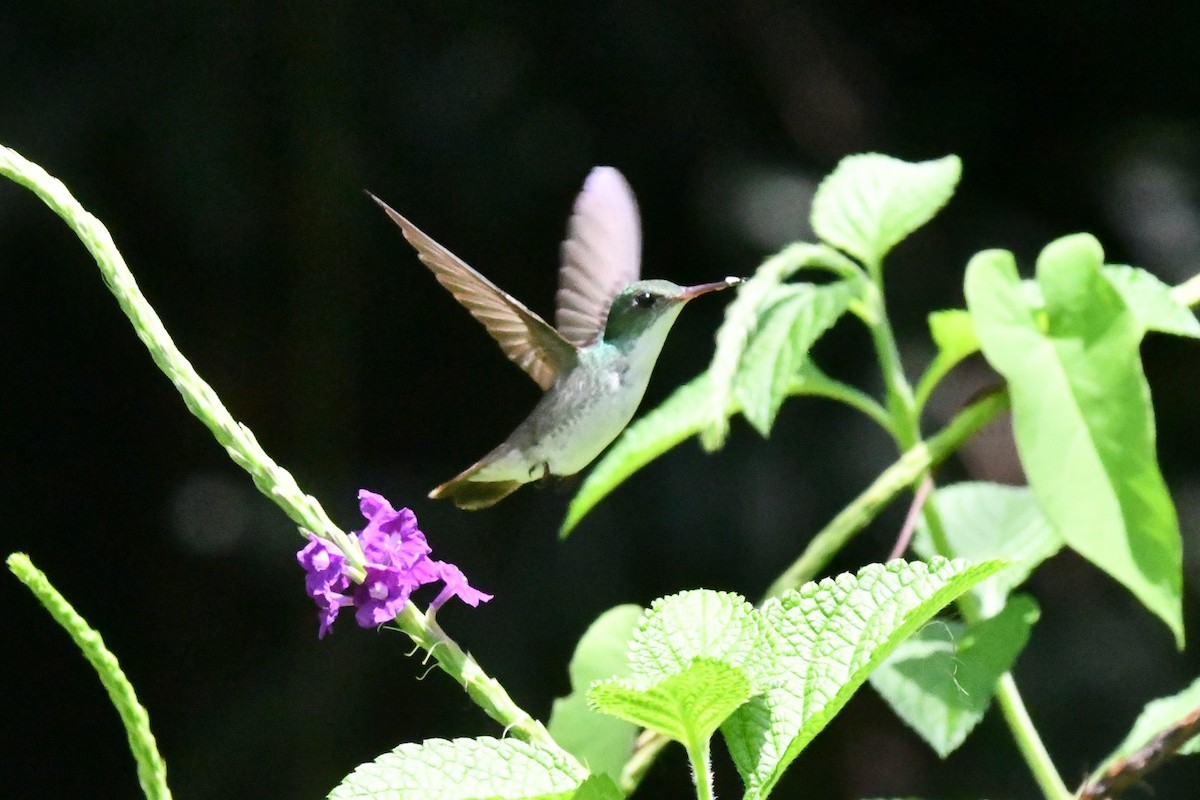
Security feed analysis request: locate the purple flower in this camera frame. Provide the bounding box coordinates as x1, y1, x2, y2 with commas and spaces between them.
296, 490, 491, 636
297, 537, 354, 639
430, 561, 494, 611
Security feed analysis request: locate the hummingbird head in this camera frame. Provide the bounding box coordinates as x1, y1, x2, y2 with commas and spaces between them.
601, 277, 739, 349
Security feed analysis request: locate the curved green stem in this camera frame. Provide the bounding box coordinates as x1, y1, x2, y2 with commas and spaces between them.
861, 272, 922, 449
994, 674, 1073, 800
9, 554, 173, 800
0, 145, 361, 571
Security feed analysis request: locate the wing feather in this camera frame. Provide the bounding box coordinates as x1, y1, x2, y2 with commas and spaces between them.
555, 167, 642, 346
369, 193, 577, 390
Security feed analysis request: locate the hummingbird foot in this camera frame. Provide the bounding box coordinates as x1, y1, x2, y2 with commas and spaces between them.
551, 472, 581, 496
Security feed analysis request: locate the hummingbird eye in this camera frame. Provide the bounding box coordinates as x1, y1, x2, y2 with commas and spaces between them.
633, 291, 656, 309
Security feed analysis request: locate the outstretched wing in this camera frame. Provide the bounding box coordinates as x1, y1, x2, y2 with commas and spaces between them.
555, 167, 642, 346
369, 193, 577, 390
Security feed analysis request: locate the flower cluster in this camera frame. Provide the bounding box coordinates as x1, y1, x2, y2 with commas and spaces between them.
297, 490, 492, 638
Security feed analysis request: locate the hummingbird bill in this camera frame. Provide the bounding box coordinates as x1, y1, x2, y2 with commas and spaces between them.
369, 167, 738, 509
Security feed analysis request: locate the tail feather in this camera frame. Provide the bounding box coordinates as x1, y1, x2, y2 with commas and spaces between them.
430, 477, 523, 509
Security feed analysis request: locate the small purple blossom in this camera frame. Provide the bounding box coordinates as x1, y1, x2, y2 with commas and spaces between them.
430, 561, 494, 611
297, 490, 491, 636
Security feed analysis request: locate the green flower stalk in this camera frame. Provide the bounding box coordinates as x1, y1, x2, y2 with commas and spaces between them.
8, 553, 172, 800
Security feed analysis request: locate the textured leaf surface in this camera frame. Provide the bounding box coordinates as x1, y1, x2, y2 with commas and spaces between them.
734, 282, 856, 436
870, 594, 1040, 757
589, 659, 755, 747
328, 737, 586, 800
721, 558, 1001, 799
587, 591, 772, 750
811, 154, 961, 266
548, 605, 642, 782
965, 236, 1184, 646
626, 589, 770, 685
913, 482, 1062, 616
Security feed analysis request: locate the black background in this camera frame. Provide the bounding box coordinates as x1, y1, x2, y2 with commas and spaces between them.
4, 3, 1200, 798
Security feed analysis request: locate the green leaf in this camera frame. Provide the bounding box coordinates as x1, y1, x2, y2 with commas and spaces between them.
548, 605, 643, 783
567, 775, 624, 800
929, 308, 979, 355
627, 589, 771, 687
869, 594, 1040, 757
589, 658, 755, 748
912, 482, 1063, 616
1103, 264, 1200, 339
722, 558, 1002, 799
965, 236, 1184, 646
915, 309, 980, 411
327, 736, 587, 800
587, 591, 773, 751
700, 241, 858, 450
734, 282, 857, 436
810, 154, 961, 267
561, 372, 720, 537
1092, 673, 1200, 780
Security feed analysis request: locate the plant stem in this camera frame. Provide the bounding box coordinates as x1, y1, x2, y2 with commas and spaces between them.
685, 738, 715, 800
1170, 270, 1200, 308
394, 607, 561, 750
862, 267, 922, 450
9, 554, 173, 800
0, 145, 361, 571
994, 674, 1073, 800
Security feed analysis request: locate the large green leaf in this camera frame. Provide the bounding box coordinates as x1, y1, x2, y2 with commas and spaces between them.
810, 154, 961, 267
964, 235, 1184, 646
327, 736, 586, 800
870, 594, 1040, 757
547, 605, 643, 782
721, 558, 1001, 799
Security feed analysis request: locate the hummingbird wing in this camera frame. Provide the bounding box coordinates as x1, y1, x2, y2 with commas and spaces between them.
369, 193, 578, 391
555, 167, 642, 347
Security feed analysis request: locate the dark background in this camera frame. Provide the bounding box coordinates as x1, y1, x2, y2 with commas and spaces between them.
4, 3, 1200, 798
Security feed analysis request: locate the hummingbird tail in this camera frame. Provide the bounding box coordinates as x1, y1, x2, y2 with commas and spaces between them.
429, 477, 524, 510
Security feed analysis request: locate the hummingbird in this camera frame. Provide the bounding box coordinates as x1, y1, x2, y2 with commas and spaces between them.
369, 167, 738, 509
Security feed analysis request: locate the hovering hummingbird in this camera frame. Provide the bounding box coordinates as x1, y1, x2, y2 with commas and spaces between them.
369, 167, 738, 509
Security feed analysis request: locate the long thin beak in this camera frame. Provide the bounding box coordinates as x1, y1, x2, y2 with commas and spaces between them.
675, 276, 743, 301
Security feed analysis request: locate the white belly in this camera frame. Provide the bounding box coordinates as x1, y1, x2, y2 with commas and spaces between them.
473, 343, 651, 481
